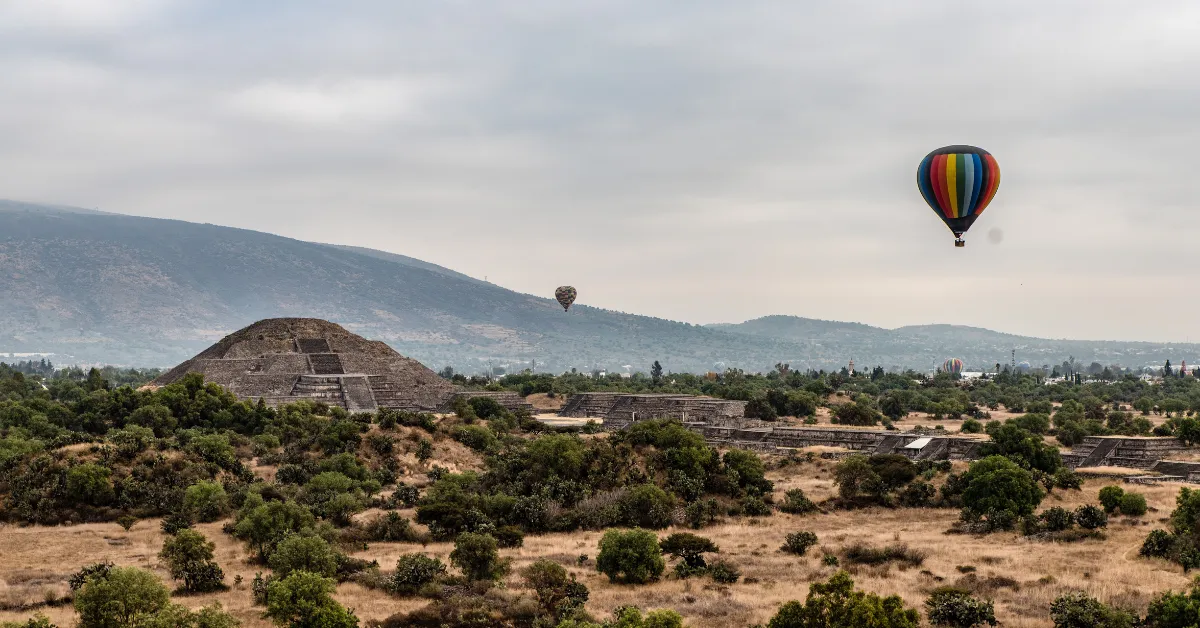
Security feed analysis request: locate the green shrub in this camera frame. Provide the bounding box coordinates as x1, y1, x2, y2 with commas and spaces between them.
1141, 530, 1174, 558
520, 559, 588, 619
596, 528, 664, 584
843, 543, 926, 567
74, 566, 170, 628
265, 571, 358, 628
450, 424, 497, 452
65, 463, 114, 506
159, 529, 225, 593
1098, 486, 1125, 513
960, 419, 983, 434
268, 534, 339, 579
493, 525, 525, 548
708, 560, 740, 584
742, 496, 772, 517
362, 512, 421, 542
898, 481, 935, 508
450, 533, 507, 582
1048, 591, 1137, 628
960, 456, 1044, 523
766, 571, 919, 628
183, 481, 230, 523
391, 554, 446, 594
781, 531, 818, 556
1146, 583, 1200, 626
925, 587, 997, 627
779, 488, 817, 514
1074, 505, 1108, 530
1053, 469, 1083, 491
660, 533, 719, 574
619, 484, 675, 529
0, 614, 57, 628
1119, 492, 1148, 516
1040, 507, 1074, 532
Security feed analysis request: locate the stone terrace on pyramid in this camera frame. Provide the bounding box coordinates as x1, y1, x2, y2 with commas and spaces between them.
152, 318, 467, 412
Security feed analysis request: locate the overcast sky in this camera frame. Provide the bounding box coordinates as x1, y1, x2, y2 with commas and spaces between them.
3, 1, 1199, 342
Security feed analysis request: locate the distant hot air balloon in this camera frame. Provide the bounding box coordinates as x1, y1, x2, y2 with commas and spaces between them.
943, 358, 964, 375
917, 145, 1001, 247
554, 286, 577, 312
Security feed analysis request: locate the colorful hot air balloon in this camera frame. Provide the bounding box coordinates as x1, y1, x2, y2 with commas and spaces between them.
917, 145, 1001, 247
943, 358, 964, 375
554, 286, 577, 312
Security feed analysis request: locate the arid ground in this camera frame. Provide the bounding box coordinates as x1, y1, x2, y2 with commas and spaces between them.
1, 451, 1191, 628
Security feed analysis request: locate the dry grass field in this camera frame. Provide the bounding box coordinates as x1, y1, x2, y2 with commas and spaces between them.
1, 457, 1193, 627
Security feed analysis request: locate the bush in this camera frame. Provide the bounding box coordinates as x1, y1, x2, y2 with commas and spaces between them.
1119, 492, 1148, 516
66, 463, 114, 506
117, 515, 137, 532
1040, 507, 1074, 532
898, 481, 935, 508
74, 566, 170, 628
1146, 583, 1200, 626
925, 587, 997, 627
831, 402, 881, 427
619, 484, 675, 529
182, 481, 230, 523
268, 534, 339, 579
596, 528, 665, 584
161, 512, 193, 535
781, 531, 819, 556
1098, 486, 1125, 513
684, 498, 721, 529
766, 571, 919, 628
363, 512, 422, 543
779, 488, 817, 514
1048, 591, 1138, 628
961, 419, 983, 434
960, 456, 1044, 523
450, 425, 497, 452
69, 562, 113, 592
265, 571, 358, 628
391, 554, 446, 594
450, 533, 507, 582
521, 559, 588, 618
843, 543, 926, 567
493, 525, 525, 548
1074, 505, 1108, 530
1053, 469, 1083, 491
159, 529, 226, 592
660, 533, 719, 572
0, 614, 56, 628
1141, 530, 1174, 558
708, 560, 740, 584
742, 496, 772, 517
834, 455, 882, 501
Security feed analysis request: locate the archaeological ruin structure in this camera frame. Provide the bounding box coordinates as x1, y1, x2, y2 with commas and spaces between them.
150, 318, 527, 413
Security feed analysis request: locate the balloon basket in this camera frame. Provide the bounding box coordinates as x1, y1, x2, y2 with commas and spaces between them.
954, 238, 965, 247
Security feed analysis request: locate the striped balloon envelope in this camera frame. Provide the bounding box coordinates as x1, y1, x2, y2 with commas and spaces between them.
943, 358, 964, 375
917, 145, 1000, 247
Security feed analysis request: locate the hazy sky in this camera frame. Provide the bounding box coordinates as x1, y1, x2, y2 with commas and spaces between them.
3, 1, 1199, 342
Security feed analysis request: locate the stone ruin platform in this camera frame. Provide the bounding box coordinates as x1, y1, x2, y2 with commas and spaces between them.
150, 318, 459, 412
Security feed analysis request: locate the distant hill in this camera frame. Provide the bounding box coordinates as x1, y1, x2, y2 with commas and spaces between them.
712, 315, 1198, 372
2, 200, 1197, 373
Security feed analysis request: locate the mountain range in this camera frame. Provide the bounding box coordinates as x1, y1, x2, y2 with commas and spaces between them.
2, 199, 1196, 373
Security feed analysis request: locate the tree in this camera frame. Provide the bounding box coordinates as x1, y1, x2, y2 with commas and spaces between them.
960, 456, 1045, 524
978, 424, 1062, 473
831, 402, 880, 426
781, 531, 819, 556
264, 571, 358, 628
596, 528, 665, 584
416, 438, 433, 464
833, 455, 882, 500
233, 499, 315, 561
925, 587, 997, 627
1074, 505, 1107, 530
723, 449, 773, 497
766, 571, 919, 628
183, 481, 230, 523
142, 603, 240, 628
391, 554, 446, 594
74, 566, 170, 628
1119, 492, 1148, 516
450, 533, 507, 581
268, 534, 339, 579
66, 463, 114, 506
159, 529, 225, 593
1146, 583, 1200, 627
650, 361, 663, 386
1098, 486, 1125, 513
521, 559, 589, 619
660, 533, 719, 575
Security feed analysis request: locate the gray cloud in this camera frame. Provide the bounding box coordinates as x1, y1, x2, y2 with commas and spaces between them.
2, 0, 1198, 342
